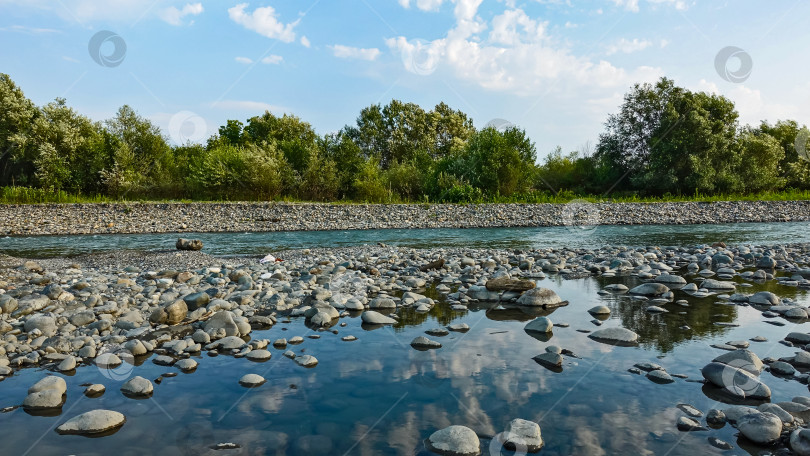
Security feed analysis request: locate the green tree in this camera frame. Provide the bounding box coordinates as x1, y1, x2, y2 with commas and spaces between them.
353, 157, 389, 202
756, 120, 809, 188
244, 111, 318, 174
440, 126, 537, 197
0, 73, 38, 186
595, 77, 685, 189
23, 98, 106, 192
102, 105, 171, 195
736, 130, 785, 192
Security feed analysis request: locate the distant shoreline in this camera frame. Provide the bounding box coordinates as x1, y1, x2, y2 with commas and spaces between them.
1, 200, 809, 236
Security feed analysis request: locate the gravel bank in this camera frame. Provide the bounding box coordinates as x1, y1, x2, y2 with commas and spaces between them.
1, 200, 810, 235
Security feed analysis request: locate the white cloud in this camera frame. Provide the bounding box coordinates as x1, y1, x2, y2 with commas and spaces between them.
694, 79, 800, 127
398, 0, 445, 11
300, 36, 310, 48
612, 0, 688, 12
159, 2, 203, 26
612, 0, 639, 12
329, 44, 381, 61
605, 38, 652, 55
228, 3, 299, 43
213, 100, 287, 113
261, 55, 283, 64
235, 56, 253, 64
0, 25, 60, 34
386, 4, 662, 96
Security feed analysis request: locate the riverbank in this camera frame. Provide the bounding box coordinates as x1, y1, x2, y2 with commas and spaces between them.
2, 200, 810, 236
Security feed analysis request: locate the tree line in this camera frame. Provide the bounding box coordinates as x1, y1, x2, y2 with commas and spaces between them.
1, 73, 808, 202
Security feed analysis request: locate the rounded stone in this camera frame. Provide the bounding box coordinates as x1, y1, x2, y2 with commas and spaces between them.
56, 410, 125, 436
120, 376, 153, 398
426, 425, 480, 456
239, 374, 266, 387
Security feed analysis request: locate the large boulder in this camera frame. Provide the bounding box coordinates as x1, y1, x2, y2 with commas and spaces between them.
176, 238, 203, 251
737, 412, 782, 444
701, 362, 770, 399
524, 317, 553, 333
628, 283, 669, 296
749, 291, 780, 306
149, 299, 188, 326
56, 410, 126, 436
516, 288, 566, 308
24, 376, 67, 410
361, 311, 396, 325
183, 292, 210, 311
791, 429, 810, 456
426, 425, 480, 456
588, 327, 638, 346
120, 376, 153, 398
499, 418, 543, 453
712, 349, 764, 375
204, 311, 242, 338
24, 315, 57, 336
654, 274, 686, 284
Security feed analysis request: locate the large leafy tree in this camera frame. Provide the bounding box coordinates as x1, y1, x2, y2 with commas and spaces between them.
101, 105, 171, 195
0, 73, 38, 186
346, 100, 475, 169
243, 111, 318, 174
25, 98, 106, 192
595, 77, 685, 190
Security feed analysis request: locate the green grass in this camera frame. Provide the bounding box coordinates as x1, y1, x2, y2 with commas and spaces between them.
2, 185, 810, 205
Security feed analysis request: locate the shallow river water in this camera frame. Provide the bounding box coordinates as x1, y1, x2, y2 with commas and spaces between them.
1, 223, 809, 455
2, 221, 810, 258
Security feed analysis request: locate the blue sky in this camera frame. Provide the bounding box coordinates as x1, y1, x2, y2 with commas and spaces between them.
1, 0, 808, 159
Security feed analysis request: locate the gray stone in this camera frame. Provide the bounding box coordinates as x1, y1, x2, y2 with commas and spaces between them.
588, 327, 639, 345
426, 425, 480, 456
701, 362, 770, 399
239, 374, 265, 387
246, 349, 272, 361
361, 311, 397, 325
120, 376, 153, 397
791, 429, 810, 456
411, 336, 442, 349
516, 288, 566, 308
712, 349, 763, 375
533, 352, 562, 369
500, 418, 543, 453
24, 315, 57, 336
629, 283, 669, 296
294, 355, 318, 367
56, 410, 125, 435
524, 317, 553, 333
737, 412, 782, 444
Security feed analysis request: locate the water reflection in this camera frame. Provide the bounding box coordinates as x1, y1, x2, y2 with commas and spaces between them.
1, 272, 809, 455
